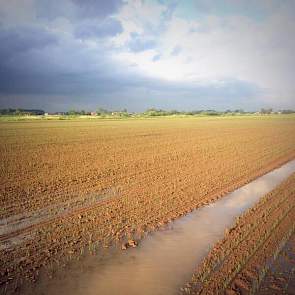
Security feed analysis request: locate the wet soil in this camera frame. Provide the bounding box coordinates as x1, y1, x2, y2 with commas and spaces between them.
183, 173, 295, 295
257, 233, 295, 295
1, 118, 295, 293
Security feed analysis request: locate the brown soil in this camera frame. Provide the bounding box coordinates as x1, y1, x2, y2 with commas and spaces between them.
1, 117, 295, 293
182, 173, 295, 295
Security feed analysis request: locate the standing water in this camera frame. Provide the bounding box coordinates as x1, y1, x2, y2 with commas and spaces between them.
29, 160, 295, 295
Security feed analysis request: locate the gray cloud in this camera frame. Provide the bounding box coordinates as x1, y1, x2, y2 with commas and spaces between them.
0, 45, 261, 112
0, 25, 58, 61
0, 0, 293, 112
74, 18, 123, 39
71, 0, 123, 19
35, 0, 123, 21
127, 32, 157, 52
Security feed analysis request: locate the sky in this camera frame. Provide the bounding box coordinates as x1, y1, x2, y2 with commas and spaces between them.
0, 0, 294, 112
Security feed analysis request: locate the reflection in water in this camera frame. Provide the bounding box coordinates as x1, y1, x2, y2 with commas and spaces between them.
34, 160, 295, 295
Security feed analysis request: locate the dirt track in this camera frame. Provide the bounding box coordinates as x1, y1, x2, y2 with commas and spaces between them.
183, 173, 295, 294
1, 117, 295, 292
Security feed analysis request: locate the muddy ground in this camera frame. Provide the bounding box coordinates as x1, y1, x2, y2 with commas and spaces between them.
183, 173, 295, 294
1, 117, 295, 293
257, 233, 295, 294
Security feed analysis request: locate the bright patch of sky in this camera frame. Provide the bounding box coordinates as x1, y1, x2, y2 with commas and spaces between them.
173, 0, 270, 21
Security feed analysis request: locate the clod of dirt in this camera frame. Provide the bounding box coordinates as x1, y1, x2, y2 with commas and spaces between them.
127, 239, 138, 247
121, 239, 138, 250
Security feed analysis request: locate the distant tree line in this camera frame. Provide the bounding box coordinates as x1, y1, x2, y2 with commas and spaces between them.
0, 108, 45, 115
279, 109, 295, 114
260, 108, 273, 114
1, 107, 295, 117
66, 108, 129, 116
142, 108, 225, 116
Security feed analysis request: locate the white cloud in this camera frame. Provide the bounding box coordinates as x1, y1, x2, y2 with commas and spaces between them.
111, 1, 295, 107
1, 0, 294, 110
112, 0, 166, 46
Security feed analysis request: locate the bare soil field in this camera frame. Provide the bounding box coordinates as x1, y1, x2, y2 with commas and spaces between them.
1, 116, 295, 292
183, 172, 295, 294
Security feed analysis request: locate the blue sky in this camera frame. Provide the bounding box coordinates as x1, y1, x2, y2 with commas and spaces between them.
0, 0, 294, 111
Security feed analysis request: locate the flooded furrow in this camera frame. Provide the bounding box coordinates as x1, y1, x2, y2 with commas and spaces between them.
26, 160, 295, 295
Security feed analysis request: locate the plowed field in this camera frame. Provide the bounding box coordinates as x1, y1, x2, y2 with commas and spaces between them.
1, 116, 295, 292
183, 172, 295, 294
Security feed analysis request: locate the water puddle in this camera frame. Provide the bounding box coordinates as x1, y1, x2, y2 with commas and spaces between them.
257, 233, 295, 294
28, 160, 295, 295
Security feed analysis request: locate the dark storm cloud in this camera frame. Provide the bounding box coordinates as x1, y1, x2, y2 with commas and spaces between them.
0, 42, 117, 96
0, 0, 125, 99
0, 65, 129, 96
0, 0, 285, 112
0, 25, 58, 60
0, 21, 260, 111
0, 69, 260, 112
0, 23, 128, 97
0, 20, 252, 99
0, 25, 259, 106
